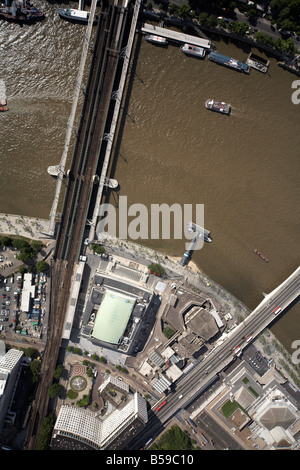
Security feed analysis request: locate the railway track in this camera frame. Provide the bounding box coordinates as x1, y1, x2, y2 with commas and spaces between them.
25, 0, 128, 449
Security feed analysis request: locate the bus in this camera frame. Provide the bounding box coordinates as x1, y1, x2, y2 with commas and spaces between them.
273, 306, 282, 316
155, 400, 167, 412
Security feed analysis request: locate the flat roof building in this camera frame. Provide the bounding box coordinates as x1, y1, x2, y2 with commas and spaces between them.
91, 290, 136, 345
51, 392, 148, 450
0, 348, 23, 433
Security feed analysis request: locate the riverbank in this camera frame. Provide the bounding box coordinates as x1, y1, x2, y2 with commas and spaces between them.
1, 212, 299, 389
0, 214, 52, 241
95, 233, 251, 323
143, 6, 300, 75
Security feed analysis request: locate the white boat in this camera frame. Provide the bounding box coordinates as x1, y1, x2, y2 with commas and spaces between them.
180, 43, 205, 58
145, 34, 167, 45
57, 8, 98, 24
205, 99, 231, 115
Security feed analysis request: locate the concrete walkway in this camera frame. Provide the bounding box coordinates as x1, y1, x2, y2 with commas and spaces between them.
0, 213, 52, 241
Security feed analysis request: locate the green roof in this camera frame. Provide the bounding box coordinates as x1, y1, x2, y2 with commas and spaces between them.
92, 290, 136, 345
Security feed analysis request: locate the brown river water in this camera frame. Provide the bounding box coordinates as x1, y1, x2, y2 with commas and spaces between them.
0, 3, 299, 351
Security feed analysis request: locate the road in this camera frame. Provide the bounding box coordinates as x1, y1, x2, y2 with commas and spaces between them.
128, 270, 300, 449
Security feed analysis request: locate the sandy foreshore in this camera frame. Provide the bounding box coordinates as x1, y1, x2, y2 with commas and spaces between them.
0, 213, 205, 274
168, 255, 204, 274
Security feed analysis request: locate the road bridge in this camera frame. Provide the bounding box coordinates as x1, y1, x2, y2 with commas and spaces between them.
128, 266, 300, 449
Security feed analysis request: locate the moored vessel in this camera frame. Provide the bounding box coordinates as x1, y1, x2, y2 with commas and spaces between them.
205, 99, 231, 115
145, 34, 167, 45
209, 51, 250, 74
246, 52, 270, 73
56, 8, 98, 24
180, 43, 205, 58
0, 0, 45, 23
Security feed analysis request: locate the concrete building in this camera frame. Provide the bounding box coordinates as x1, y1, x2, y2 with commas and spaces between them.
0, 346, 23, 434
51, 392, 148, 450
190, 359, 300, 450
20, 273, 35, 313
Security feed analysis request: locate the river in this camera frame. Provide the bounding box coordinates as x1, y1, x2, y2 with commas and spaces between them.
0, 3, 299, 352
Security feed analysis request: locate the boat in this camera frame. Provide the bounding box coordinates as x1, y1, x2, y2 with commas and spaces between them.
254, 249, 269, 263
209, 51, 250, 74
180, 43, 205, 58
47, 165, 65, 178
57, 8, 98, 24
145, 34, 167, 45
246, 52, 270, 73
0, 0, 45, 23
205, 99, 230, 115
0, 98, 8, 112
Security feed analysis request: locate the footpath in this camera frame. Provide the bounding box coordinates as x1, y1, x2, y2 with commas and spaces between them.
0, 213, 52, 242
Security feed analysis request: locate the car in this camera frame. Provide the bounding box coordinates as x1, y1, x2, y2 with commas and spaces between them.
273, 306, 282, 315
178, 394, 183, 399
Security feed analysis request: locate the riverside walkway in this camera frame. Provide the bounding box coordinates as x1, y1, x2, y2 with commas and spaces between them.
141, 23, 212, 49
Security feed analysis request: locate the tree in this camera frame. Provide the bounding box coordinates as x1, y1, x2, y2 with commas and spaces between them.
12, 238, 30, 250
207, 15, 217, 28
48, 383, 61, 398
91, 244, 106, 255
36, 260, 48, 273
53, 364, 64, 380
198, 12, 208, 26
37, 413, 54, 450
148, 262, 165, 277
31, 240, 44, 255
0, 236, 13, 247
30, 359, 41, 384
76, 394, 90, 407
17, 246, 33, 264
67, 389, 78, 400
18, 266, 26, 275
151, 425, 195, 450
25, 347, 37, 359
178, 3, 191, 18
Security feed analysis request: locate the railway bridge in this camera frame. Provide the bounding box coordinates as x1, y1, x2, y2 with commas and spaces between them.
25, 0, 140, 449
